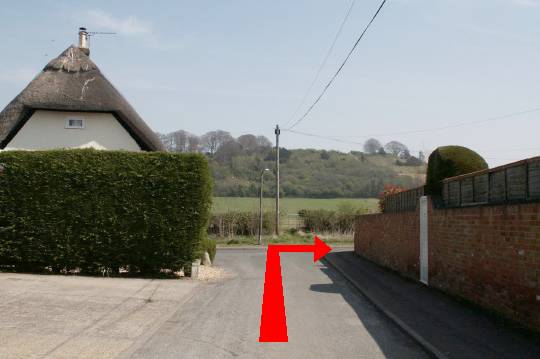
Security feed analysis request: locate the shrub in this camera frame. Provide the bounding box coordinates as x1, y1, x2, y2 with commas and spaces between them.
378, 184, 405, 212
196, 236, 217, 262
298, 203, 367, 234
208, 211, 274, 237
425, 146, 487, 196
0, 149, 212, 276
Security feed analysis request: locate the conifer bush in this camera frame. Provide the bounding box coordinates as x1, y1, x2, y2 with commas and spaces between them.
425, 146, 487, 196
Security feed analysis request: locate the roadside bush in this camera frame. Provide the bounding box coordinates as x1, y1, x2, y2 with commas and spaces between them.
0, 149, 212, 276
298, 203, 367, 234
196, 236, 217, 262
425, 146, 487, 196
378, 184, 405, 212
208, 211, 274, 237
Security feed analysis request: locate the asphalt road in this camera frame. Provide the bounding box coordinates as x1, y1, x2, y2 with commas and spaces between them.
127, 249, 429, 359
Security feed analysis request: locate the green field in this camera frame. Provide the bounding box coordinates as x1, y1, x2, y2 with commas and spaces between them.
212, 197, 379, 214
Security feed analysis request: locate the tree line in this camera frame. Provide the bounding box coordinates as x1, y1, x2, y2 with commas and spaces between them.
158, 130, 426, 198
159, 130, 272, 155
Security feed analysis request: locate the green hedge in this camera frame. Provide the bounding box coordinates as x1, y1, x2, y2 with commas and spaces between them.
0, 149, 212, 275
425, 146, 488, 196
298, 204, 367, 234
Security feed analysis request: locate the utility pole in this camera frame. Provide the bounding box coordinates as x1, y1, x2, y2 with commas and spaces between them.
275, 125, 280, 236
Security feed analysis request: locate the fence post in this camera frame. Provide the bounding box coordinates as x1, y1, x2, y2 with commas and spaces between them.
504, 168, 508, 202
472, 175, 476, 203
525, 161, 530, 201
419, 196, 429, 285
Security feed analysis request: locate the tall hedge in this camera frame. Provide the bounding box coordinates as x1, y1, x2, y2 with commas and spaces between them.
425, 146, 487, 196
0, 149, 212, 275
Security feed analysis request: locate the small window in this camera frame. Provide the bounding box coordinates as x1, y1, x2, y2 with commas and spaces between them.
65, 117, 85, 129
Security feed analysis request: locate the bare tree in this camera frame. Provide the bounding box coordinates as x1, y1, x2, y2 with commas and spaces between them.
171, 130, 190, 152
384, 141, 408, 156
256, 135, 272, 148
214, 140, 242, 165
201, 130, 233, 155
157, 132, 174, 152
399, 149, 411, 160
187, 135, 201, 152
237, 134, 258, 152
418, 151, 426, 163
157, 130, 199, 152
363, 138, 382, 154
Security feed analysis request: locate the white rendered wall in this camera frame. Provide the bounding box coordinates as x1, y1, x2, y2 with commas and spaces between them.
6, 110, 141, 151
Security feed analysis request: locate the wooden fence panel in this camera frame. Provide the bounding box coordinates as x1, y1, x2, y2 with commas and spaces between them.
383, 186, 424, 213
448, 181, 460, 206
461, 177, 474, 204
442, 157, 540, 208
489, 170, 506, 203
507, 165, 527, 201
529, 160, 540, 199
474, 173, 489, 203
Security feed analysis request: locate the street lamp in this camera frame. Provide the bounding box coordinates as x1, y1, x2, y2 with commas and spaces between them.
259, 168, 270, 245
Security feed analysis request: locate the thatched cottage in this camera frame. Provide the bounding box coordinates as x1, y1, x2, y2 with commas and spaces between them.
0, 28, 163, 151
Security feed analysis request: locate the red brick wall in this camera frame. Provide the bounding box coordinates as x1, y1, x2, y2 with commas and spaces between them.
354, 211, 420, 280
429, 202, 540, 330
354, 201, 540, 331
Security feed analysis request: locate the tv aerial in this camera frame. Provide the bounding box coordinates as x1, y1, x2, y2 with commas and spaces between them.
78, 27, 116, 48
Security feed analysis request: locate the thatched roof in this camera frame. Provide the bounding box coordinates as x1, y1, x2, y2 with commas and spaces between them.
0, 46, 164, 151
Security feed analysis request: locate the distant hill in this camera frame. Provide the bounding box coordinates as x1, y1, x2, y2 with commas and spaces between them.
158, 130, 426, 198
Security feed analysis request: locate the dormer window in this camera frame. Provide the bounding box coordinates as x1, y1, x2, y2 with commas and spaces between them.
65, 117, 85, 129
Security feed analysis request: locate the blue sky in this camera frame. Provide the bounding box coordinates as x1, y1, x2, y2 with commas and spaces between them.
1, 0, 539, 166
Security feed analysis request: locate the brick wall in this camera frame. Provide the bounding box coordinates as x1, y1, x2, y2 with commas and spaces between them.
354, 211, 420, 280
429, 202, 540, 330
354, 201, 540, 331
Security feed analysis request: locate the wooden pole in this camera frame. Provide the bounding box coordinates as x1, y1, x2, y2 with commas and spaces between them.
275, 125, 280, 236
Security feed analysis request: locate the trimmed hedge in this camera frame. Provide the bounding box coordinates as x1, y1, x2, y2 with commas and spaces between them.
425, 146, 488, 196
0, 149, 212, 275
298, 205, 367, 234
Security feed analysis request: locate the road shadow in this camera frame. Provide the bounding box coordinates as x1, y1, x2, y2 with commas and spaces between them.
310, 253, 431, 359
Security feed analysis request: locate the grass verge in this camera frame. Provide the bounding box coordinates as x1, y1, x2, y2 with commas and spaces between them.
214, 232, 354, 247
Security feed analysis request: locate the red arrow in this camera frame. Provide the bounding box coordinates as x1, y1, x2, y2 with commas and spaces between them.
267, 236, 332, 262
259, 236, 332, 342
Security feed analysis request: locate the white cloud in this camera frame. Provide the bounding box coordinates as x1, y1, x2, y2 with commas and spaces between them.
0, 68, 36, 85
513, 0, 540, 7
87, 10, 152, 35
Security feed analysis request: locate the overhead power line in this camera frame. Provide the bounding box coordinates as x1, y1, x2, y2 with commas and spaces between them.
287, 0, 388, 130
284, 106, 540, 140
284, 129, 540, 161
285, 128, 364, 146
337, 107, 540, 138
284, 0, 357, 128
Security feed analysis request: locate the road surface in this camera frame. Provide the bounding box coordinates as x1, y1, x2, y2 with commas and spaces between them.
127, 248, 429, 358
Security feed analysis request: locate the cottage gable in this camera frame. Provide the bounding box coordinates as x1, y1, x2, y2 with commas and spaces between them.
0, 43, 163, 151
